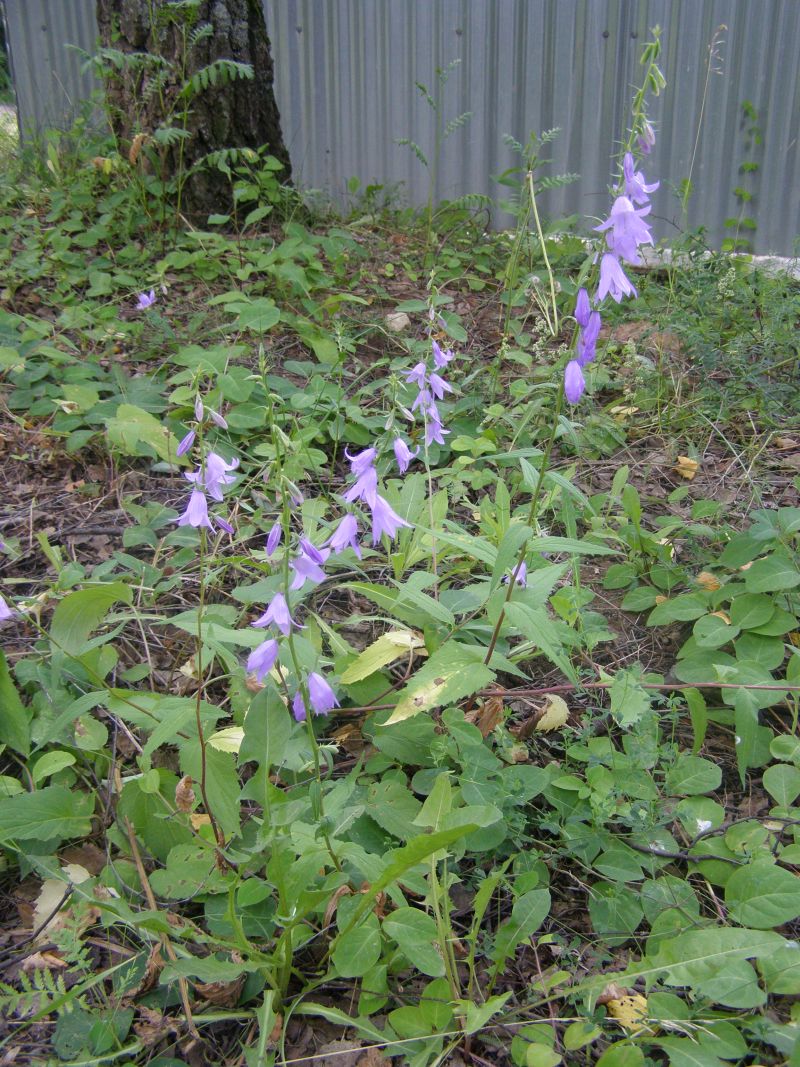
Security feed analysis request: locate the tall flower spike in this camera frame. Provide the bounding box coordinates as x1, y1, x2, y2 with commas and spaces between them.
623, 152, 659, 206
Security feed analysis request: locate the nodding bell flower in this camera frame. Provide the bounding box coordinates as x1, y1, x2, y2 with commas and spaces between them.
371, 495, 412, 544
564, 360, 586, 405
215, 516, 234, 534
503, 562, 528, 588
577, 310, 602, 366
253, 592, 298, 637
393, 437, 419, 475
176, 430, 196, 457
186, 452, 239, 502
136, 290, 156, 310
209, 409, 228, 429
247, 638, 279, 682
292, 672, 339, 721
176, 490, 214, 530
637, 121, 656, 155
0, 595, 14, 622
574, 288, 592, 329
327, 513, 362, 558
289, 540, 330, 590
265, 522, 282, 557
623, 152, 659, 206
432, 340, 454, 370
596, 253, 638, 304
594, 196, 653, 266
194, 396, 204, 422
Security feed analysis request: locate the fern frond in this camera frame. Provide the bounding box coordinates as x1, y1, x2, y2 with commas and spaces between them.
179, 60, 254, 100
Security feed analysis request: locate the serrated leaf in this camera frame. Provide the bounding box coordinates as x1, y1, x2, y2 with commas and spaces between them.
0, 786, 94, 844
386, 644, 495, 724
0, 650, 30, 756
340, 630, 426, 684
105, 404, 179, 464
609, 669, 652, 727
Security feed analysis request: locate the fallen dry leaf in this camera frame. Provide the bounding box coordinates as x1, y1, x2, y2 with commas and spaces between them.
674, 456, 699, 480
465, 692, 505, 737
696, 571, 721, 591
535, 694, 570, 733
607, 994, 650, 1034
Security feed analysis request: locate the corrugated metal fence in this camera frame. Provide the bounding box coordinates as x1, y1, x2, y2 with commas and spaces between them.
3, 0, 799, 254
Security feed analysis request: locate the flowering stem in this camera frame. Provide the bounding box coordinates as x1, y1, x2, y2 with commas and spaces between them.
421, 416, 440, 598
195, 528, 226, 853
527, 171, 559, 338
482, 385, 564, 667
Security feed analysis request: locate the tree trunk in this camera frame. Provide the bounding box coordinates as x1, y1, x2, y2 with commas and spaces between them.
95, 0, 290, 217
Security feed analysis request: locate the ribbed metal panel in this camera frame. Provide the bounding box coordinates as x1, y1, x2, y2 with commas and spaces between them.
4, 0, 98, 136
4, 1, 800, 253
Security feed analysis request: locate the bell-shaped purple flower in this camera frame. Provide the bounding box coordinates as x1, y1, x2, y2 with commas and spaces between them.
176, 489, 214, 529
0, 595, 15, 622
209, 408, 228, 429
136, 290, 156, 310
371, 495, 412, 544
247, 638, 279, 682
346, 447, 377, 477
405, 362, 427, 389
425, 406, 449, 447
564, 360, 586, 405
574, 288, 592, 329
428, 372, 452, 400
176, 430, 196, 457
253, 592, 297, 636
432, 340, 454, 369
194, 396, 204, 422
327, 514, 362, 558
202, 452, 238, 502
215, 516, 234, 534
596, 254, 637, 304
503, 562, 528, 588
393, 437, 419, 474
623, 152, 659, 206
595, 196, 653, 265
266, 522, 282, 557
293, 671, 340, 721
577, 310, 602, 366
637, 121, 656, 155
343, 463, 378, 507
289, 541, 329, 590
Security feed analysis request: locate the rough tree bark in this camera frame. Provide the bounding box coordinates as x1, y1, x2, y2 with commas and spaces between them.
95, 0, 291, 216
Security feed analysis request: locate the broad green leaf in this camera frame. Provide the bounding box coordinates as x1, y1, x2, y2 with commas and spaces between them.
106, 404, 179, 464
366, 778, 422, 840
30, 751, 76, 785
609, 669, 652, 727
596, 1045, 645, 1067
180, 743, 240, 837
491, 889, 551, 966
638, 926, 787, 989
50, 583, 132, 656
656, 1037, 727, 1067
758, 945, 800, 993
414, 772, 453, 830
340, 630, 426, 684
744, 551, 800, 592
0, 785, 94, 844
762, 763, 800, 807
239, 686, 293, 771
332, 912, 381, 978
729, 593, 774, 630
528, 535, 615, 556
725, 860, 800, 928
505, 602, 576, 680
0, 650, 30, 756
664, 756, 721, 796
162, 956, 251, 983
386, 643, 495, 724
230, 297, 280, 333
382, 906, 443, 977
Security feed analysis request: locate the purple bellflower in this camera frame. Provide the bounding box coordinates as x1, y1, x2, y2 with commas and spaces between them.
215, 516, 234, 534
574, 288, 592, 329
194, 397, 204, 421
176, 430, 196, 457
201, 452, 238, 502
290, 540, 330, 590
209, 409, 228, 429
623, 152, 659, 205
503, 561, 528, 588
577, 310, 602, 366
596, 253, 638, 304
638, 121, 656, 155
371, 495, 412, 544
247, 638, 279, 681
595, 196, 653, 265
393, 437, 419, 474
564, 360, 586, 405
428, 372, 453, 400
432, 340, 454, 369
292, 671, 339, 721
343, 449, 378, 507
327, 513, 362, 558
136, 290, 156, 310
405, 363, 428, 389
425, 406, 449, 447
266, 522, 282, 557
253, 592, 297, 636
177, 490, 214, 530
0, 595, 14, 621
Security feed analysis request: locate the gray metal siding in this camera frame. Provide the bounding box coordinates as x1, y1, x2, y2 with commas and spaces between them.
3, 0, 799, 254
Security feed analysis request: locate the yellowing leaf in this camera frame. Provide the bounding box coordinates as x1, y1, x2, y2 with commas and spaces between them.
385, 644, 495, 725
607, 994, 649, 1033
340, 630, 426, 684
675, 456, 699, 480
711, 610, 732, 624
534, 694, 570, 733
33, 864, 92, 944
207, 726, 244, 754
696, 571, 721, 591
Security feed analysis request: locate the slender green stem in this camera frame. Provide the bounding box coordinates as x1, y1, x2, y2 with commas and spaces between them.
527, 172, 559, 337
195, 528, 225, 850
